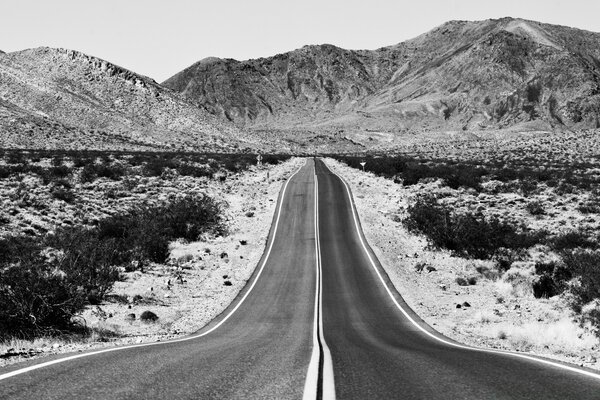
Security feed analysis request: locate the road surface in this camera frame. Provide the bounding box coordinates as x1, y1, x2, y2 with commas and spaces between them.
1, 158, 600, 399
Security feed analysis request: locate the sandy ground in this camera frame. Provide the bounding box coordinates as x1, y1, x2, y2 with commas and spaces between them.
324, 158, 600, 371
0, 157, 305, 366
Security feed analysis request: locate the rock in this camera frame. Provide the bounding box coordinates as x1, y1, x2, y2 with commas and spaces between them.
140, 310, 159, 322
456, 304, 462, 309
239, 240, 247, 245
245, 211, 254, 217
426, 266, 437, 273
126, 313, 136, 321
462, 301, 471, 307
439, 284, 447, 291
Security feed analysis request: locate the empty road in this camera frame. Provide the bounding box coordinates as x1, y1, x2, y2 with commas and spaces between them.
1, 158, 600, 399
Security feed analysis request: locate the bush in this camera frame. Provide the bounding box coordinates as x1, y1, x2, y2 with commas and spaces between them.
52, 187, 76, 203
0, 257, 86, 335
550, 231, 597, 252
530, 259, 572, 299
526, 200, 545, 215
0, 194, 225, 337
404, 196, 544, 259
564, 249, 600, 307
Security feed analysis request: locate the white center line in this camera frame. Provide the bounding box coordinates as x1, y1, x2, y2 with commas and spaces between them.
303, 161, 336, 400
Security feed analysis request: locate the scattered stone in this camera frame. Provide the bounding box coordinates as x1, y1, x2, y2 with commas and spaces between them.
462, 301, 471, 308
223, 280, 232, 286
426, 266, 437, 273
245, 211, 254, 217
239, 240, 247, 245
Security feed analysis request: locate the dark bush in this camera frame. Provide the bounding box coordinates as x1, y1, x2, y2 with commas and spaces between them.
0, 257, 85, 335
526, 200, 545, 215
52, 187, 76, 203
140, 310, 158, 322
564, 249, 600, 306
404, 196, 544, 259
532, 275, 558, 298
550, 231, 597, 252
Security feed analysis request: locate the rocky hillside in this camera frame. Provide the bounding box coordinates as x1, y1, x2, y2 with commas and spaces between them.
0, 48, 258, 152
164, 17, 600, 138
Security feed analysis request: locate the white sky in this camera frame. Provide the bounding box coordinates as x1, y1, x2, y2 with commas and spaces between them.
2, 0, 599, 82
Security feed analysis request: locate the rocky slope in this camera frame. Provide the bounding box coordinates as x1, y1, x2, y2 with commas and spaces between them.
164, 17, 600, 139
0, 48, 259, 152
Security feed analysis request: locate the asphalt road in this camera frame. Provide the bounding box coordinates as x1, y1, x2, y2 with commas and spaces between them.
2, 158, 600, 399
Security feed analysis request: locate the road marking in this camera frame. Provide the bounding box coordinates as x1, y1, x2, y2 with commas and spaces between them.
0, 161, 306, 382
324, 159, 600, 382
303, 165, 336, 400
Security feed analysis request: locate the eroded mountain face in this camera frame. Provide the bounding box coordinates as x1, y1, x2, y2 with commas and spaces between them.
164, 18, 600, 134
0, 47, 257, 151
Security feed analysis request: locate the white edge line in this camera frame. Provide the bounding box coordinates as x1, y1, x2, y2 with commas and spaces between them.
0, 160, 307, 382
315, 172, 336, 400
324, 159, 600, 382
302, 166, 321, 400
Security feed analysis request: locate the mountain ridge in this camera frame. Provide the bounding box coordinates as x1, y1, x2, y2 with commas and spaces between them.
0, 47, 261, 152
163, 17, 600, 140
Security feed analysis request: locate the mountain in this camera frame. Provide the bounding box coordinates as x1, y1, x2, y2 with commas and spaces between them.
163, 17, 600, 143
0, 47, 258, 152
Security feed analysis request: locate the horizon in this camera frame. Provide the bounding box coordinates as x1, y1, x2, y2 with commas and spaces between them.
2, 0, 600, 82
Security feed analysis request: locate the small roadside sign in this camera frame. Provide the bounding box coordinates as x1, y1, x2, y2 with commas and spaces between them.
360, 161, 366, 171
257, 154, 263, 166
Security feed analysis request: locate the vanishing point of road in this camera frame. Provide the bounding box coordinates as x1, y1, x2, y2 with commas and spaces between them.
2, 158, 600, 399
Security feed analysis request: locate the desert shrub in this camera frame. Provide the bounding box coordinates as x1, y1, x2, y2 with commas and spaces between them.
95, 163, 126, 180
143, 157, 177, 177
52, 187, 76, 203
404, 196, 544, 259
577, 199, 600, 214
50, 165, 71, 178
6, 152, 26, 165
97, 195, 225, 264
493, 248, 525, 272
550, 231, 597, 252
532, 275, 558, 298
50, 229, 121, 304
80, 164, 98, 183
0, 257, 86, 336
0, 231, 119, 336
80, 162, 125, 183
0, 193, 225, 337
532, 260, 571, 298
526, 200, 545, 215
177, 163, 213, 178
564, 249, 600, 308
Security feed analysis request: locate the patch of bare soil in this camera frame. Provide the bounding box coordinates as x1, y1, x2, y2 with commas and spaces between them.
0, 156, 304, 366
325, 157, 600, 371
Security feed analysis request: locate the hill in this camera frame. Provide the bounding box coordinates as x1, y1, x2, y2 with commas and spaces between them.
0, 47, 258, 152
163, 17, 600, 146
